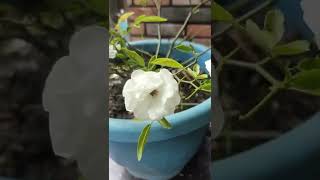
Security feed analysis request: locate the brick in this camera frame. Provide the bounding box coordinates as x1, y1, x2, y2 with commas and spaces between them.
127, 7, 157, 20
172, 0, 211, 6
161, 7, 211, 23
146, 23, 184, 37
131, 24, 145, 35
187, 24, 211, 38
193, 38, 211, 46
133, 0, 170, 6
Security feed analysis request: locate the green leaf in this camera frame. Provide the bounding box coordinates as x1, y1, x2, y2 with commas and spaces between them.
200, 81, 212, 92
197, 74, 209, 80
212, 2, 234, 21
151, 58, 184, 69
264, 9, 285, 43
134, 15, 167, 28
119, 12, 135, 23
193, 64, 200, 75
289, 69, 320, 96
246, 20, 276, 51
122, 48, 145, 67
187, 68, 197, 78
175, 44, 193, 53
116, 53, 126, 59
272, 40, 310, 56
299, 57, 320, 70
158, 118, 172, 129
137, 124, 152, 161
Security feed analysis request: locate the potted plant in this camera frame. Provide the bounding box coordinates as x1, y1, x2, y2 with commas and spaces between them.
108, 0, 212, 179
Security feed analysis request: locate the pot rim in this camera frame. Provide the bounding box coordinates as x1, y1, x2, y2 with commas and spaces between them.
109, 39, 212, 143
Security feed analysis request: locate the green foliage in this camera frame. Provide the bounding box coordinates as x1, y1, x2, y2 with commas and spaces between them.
200, 80, 211, 92
150, 58, 184, 69
212, 2, 234, 21
137, 124, 152, 161
272, 40, 310, 56
175, 44, 194, 53
289, 70, 320, 96
246, 20, 277, 51
122, 48, 145, 67
264, 9, 285, 43
133, 15, 167, 28
158, 118, 172, 129
299, 57, 320, 70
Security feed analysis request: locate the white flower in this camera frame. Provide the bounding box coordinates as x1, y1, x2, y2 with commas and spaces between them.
301, 0, 320, 47
122, 69, 181, 120
205, 59, 211, 76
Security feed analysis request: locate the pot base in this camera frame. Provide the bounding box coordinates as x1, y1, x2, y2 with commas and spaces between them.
127, 168, 181, 180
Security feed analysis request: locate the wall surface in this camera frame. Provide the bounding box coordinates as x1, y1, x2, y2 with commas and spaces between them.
125, 0, 212, 46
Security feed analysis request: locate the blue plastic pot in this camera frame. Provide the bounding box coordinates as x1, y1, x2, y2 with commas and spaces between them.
109, 39, 212, 180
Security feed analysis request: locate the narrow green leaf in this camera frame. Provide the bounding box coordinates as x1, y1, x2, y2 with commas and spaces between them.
137, 124, 152, 161
272, 40, 310, 56
134, 15, 167, 28
158, 118, 172, 129
196, 74, 209, 80
212, 2, 234, 21
187, 68, 197, 78
200, 82, 212, 92
193, 64, 200, 75
289, 69, 320, 96
246, 20, 276, 51
175, 44, 193, 53
299, 57, 320, 70
116, 53, 126, 59
264, 9, 285, 43
122, 48, 145, 67
151, 58, 184, 69
119, 12, 135, 23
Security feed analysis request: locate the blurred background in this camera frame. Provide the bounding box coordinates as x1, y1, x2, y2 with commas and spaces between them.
0, 0, 105, 179
213, 0, 320, 164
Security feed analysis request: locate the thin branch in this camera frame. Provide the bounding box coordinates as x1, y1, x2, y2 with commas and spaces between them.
166, 0, 210, 58
239, 86, 280, 120
153, 0, 162, 57
216, 47, 240, 76
225, 59, 280, 85
213, 0, 275, 39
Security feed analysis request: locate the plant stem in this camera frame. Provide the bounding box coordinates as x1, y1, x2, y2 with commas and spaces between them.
186, 88, 200, 100
153, 0, 162, 58
213, 0, 275, 39
239, 86, 280, 120
166, 0, 209, 58
182, 46, 212, 66
216, 47, 240, 76
225, 59, 279, 85
125, 39, 153, 57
